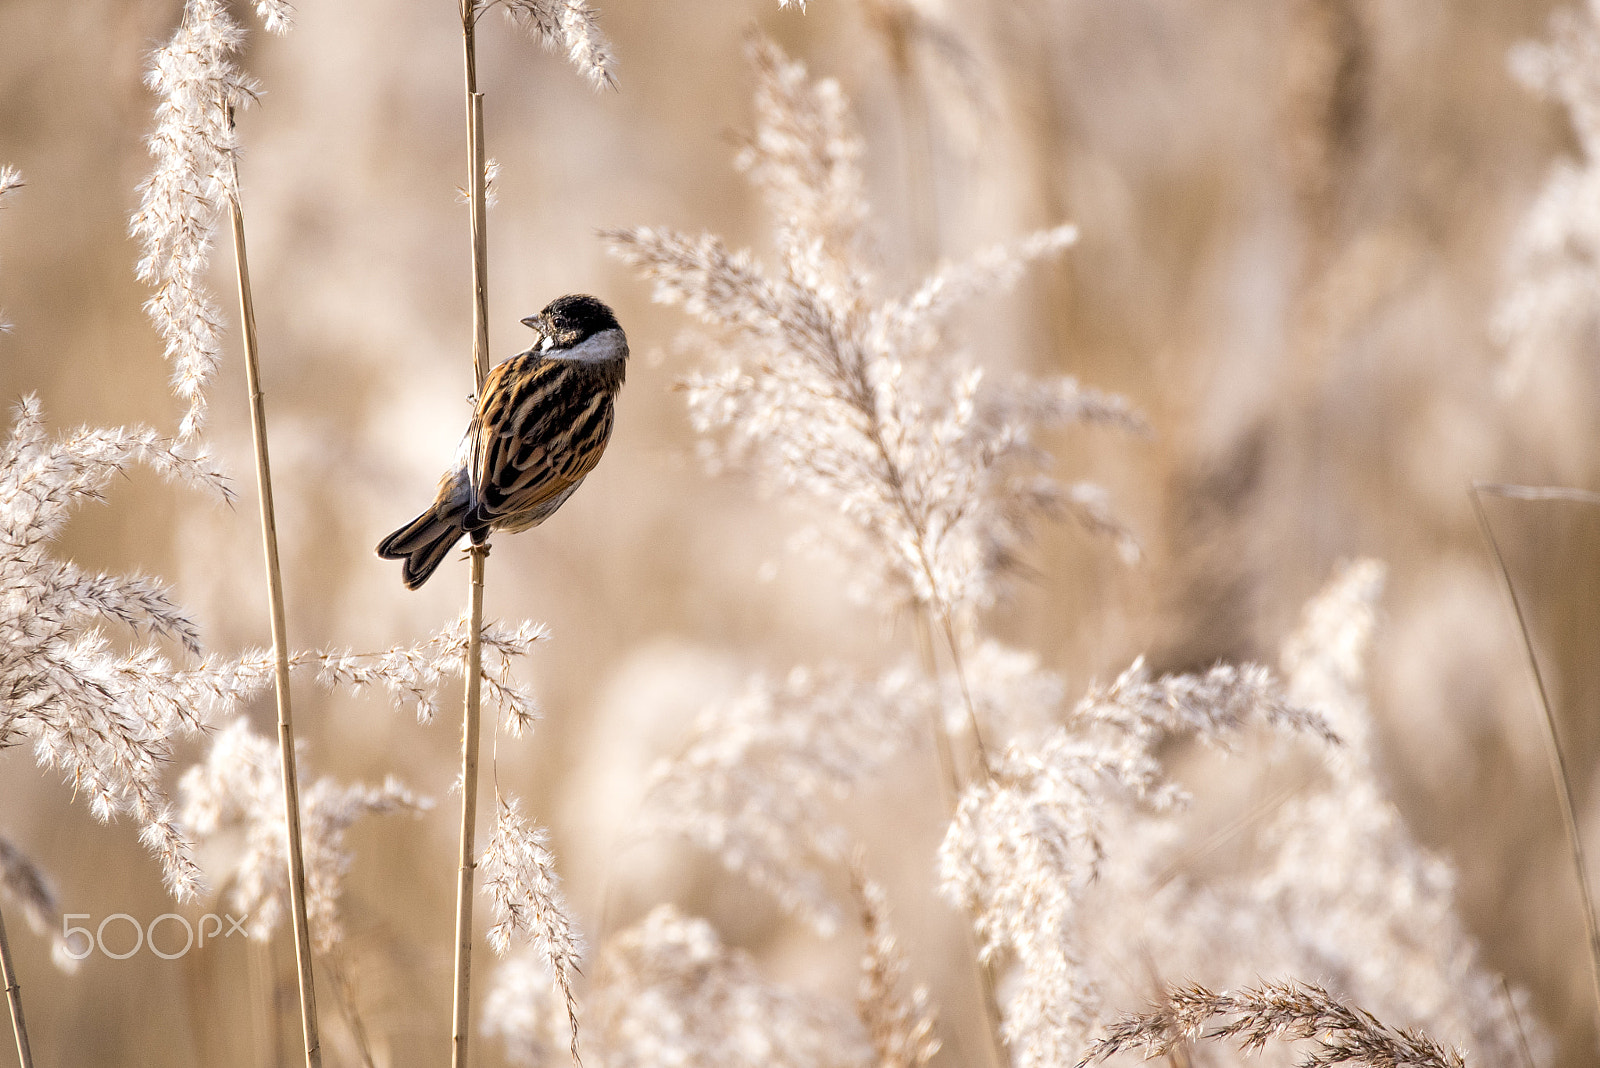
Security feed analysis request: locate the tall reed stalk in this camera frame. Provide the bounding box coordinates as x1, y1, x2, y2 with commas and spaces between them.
0, 901, 33, 1068
911, 592, 1005, 1068
1471, 482, 1600, 1034
225, 119, 324, 1068
451, 4, 493, 1065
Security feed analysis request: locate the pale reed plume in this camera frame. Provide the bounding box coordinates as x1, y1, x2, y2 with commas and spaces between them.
485, 0, 615, 90
0, 399, 537, 907
936, 657, 1331, 1068
1080, 980, 1466, 1068
0, 396, 230, 899
1059, 562, 1537, 1068
178, 719, 431, 953
484, 950, 571, 1068
481, 792, 585, 1065
850, 861, 939, 1068
607, 37, 1138, 638
638, 665, 929, 935
488, 904, 879, 1068
587, 905, 873, 1068
130, 0, 288, 441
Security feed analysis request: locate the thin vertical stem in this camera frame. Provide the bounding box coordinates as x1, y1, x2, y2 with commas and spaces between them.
1471, 483, 1600, 1034
247, 939, 281, 1068
227, 139, 323, 1068
451, 550, 487, 1068
452, 5, 492, 1065
1497, 975, 1536, 1068
326, 950, 380, 1068
933, 606, 990, 782
468, 102, 491, 386
0, 901, 34, 1068
912, 612, 959, 813
913, 615, 1007, 1068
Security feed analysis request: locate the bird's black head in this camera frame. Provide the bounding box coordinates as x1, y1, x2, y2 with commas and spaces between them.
521, 294, 621, 350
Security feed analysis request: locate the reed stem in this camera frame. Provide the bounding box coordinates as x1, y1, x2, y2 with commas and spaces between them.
226, 125, 323, 1068
451, 5, 492, 1065
0, 901, 33, 1068
910, 617, 1006, 1068
1471, 482, 1600, 1037
451, 548, 488, 1068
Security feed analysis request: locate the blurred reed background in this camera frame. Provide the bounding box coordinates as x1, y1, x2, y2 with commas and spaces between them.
1, 0, 1597, 1064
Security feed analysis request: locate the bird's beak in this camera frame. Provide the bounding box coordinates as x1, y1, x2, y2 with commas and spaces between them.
520, 315, 541, 330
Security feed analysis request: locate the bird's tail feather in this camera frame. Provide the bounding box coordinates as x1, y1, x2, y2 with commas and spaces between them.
376, 508, 465, 590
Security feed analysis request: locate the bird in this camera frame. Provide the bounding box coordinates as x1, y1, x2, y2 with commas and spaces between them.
377, 294, 628, 589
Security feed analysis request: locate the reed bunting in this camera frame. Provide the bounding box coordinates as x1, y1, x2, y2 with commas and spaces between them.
377, 294, 628, 589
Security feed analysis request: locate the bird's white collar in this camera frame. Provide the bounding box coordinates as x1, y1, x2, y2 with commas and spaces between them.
547, 326, 625, 364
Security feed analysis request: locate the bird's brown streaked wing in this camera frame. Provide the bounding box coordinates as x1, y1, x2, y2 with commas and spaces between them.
470, 354, 618, 525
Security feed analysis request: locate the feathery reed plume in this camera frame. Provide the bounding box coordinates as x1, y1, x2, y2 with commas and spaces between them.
0, 396, 230, 898
850, 859, 940, 1068
1080, 980, 1467, 1068
1269, 560, 1531, 1061
484, 950, 571, 1068
253, 1, 294, 33
1496, 2, 1600, 390
1071, 561, 1537, 1067
607, 35, 1137, 782
487, 0, 615, 90
456, 158, 504, 208
586, 905, 873, 1068
312, 616, 546, 731
937, 658, 1330, 1068
481, 792, 584, 1065
105, 616, 544, 737
179, 719, 431, 952
639, 666, 928, 934
145, 609, 544, 1058
131, 0, 288, 441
